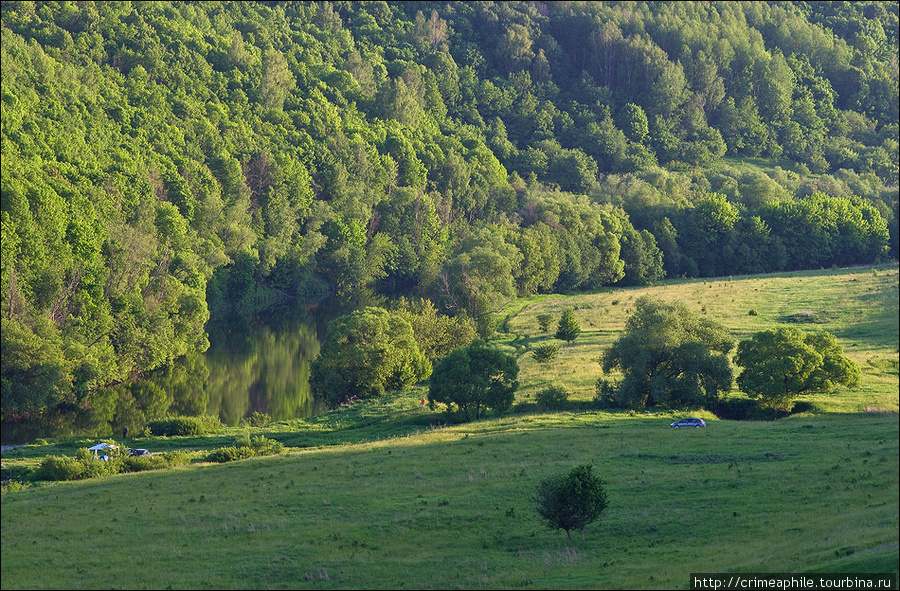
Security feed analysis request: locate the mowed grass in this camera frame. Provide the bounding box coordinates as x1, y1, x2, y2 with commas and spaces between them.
2, 265, 898, 589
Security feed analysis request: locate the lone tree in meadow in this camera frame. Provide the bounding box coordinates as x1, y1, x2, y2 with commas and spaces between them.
428, 340, 519, 421
599, 296, 733, 409
555, 308, 581, 343
534, 464, 608, 542
735, 327, 860, 410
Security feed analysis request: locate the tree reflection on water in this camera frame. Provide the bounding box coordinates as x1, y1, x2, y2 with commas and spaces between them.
1, 302, 335, 443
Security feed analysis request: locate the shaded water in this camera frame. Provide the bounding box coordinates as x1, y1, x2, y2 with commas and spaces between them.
185, 303, 328, 426
1, 295, 381, 444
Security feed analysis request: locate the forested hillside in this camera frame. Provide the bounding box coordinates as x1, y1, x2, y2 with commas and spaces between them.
2, 1, 898, 416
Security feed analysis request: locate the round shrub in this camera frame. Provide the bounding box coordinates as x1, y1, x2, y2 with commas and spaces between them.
534, 464, 608, 542
593, 378, 619, 407
250, 435, 284, 455
244, 411, 271, 427
536, 385, 569, 410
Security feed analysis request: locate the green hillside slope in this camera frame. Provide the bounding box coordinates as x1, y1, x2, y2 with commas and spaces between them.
3, 2, 898, 418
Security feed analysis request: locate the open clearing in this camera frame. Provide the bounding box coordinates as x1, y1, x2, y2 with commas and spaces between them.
2, 265, 898, 589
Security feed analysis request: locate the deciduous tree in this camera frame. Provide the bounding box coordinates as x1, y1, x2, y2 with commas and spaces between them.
428, 340, 518, 421
618, 103, 649, 144
735, 327, 860, 410
600, 296, 733, 409
437, 227, 522, 337
393, 298, 475, 363
310, 307, 431, 408
534, 464, 608, 542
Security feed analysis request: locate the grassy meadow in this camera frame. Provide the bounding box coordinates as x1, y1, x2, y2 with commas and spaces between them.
2, 265, 898, 589
505, 264, 900, 412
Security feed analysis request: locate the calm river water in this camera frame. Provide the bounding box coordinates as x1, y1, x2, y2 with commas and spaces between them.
1, 293, 383, 444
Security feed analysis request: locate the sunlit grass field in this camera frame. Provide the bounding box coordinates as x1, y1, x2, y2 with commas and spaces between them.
2, 265, 898, 589
504, 264, 899, 412
2, 413, 897, 589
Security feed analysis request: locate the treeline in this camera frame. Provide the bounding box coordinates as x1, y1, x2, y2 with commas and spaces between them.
1, 1, 897, 416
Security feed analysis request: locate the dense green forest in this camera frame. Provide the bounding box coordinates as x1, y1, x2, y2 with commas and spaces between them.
2, 1, 898, 418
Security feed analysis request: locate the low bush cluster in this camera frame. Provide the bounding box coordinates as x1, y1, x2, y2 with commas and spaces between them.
243, 411, 272, 427
536, 385, 569, 410
714, 398, 788, 420
206, 446, 255, 463
206, 436, 284, 463
36, 454, 98, 481
148, 415, 222, 436
122, 450, 191, 473
35, 448, 190, 481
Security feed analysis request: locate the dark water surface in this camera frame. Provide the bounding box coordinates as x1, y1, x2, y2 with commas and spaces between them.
1, 295, 382, 444
190, 303, 328, 425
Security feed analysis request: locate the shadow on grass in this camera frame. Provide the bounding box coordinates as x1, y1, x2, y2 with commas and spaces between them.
272, 397, 624, 449
273, 411, 449, 448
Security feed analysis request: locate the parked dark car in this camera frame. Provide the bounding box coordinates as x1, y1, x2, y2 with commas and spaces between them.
128, 448, 152, 457
670, 417, 706, 428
